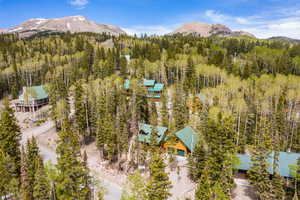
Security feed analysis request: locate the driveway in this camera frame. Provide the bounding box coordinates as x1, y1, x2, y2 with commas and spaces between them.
21, 120, 122, 200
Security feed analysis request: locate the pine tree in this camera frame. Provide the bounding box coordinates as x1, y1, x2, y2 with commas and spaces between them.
105, 111, 117, 161
212, 182, 230, 200
0, 99, 21, 177
184, 56, 196, 91
96, 95, 106, 154
0, 150, 19, 199
188, 142, 207, 182
20, 146, 30, 200
173, 85, 188, 130
248, 118, 274, 200
55, 120, 91, 200
160, 92, 169, 127
121, 171, 147, 200
145, 151, 172, 200
248, 147, 273, 199
193, 111, 236, 198
195, 167, 212, 200
33, 156, 51, 200
82, 151, 92, 200
74, 81, 87, 139
205, 112, 236, 186
25, 137, 40, 199
120, 56, 128, 77
271, 151, 285, 200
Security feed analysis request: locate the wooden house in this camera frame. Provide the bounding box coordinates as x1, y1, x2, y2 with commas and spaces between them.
237, 152, 300, 178
146, 83, 164, 99
143, 79, 156, 89
163, 126, 198, 157
15, 85, 49, 112
138, 123, 168, 144
124, 79, 164, 99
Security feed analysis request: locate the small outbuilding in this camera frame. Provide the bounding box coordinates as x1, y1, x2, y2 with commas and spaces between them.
15, 85, 49, 112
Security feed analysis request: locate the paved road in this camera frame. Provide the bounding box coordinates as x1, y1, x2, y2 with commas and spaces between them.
21, 121, 122, 200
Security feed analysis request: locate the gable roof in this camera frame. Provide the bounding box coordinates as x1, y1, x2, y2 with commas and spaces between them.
147, 83, 164, 92
146, 94, 161, 98
124, 79, 157, 89
138, 123, 168, 144
143, 79, 156, 87
174, 126, 199, 152
237, 152, 300, 178
19, 85, 48, 101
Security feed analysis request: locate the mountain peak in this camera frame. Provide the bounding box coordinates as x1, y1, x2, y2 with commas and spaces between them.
170, 22, 255, 38
2, 15, 126, 37
59, 15, 87, 21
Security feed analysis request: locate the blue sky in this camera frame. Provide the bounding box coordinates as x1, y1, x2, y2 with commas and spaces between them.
1, 0, 300, 38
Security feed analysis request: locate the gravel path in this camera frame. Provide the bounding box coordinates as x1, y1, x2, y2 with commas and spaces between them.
20, 117, 123, 199
233, 179, 257, 200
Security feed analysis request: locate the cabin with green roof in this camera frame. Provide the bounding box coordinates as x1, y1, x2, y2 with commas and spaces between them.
124, 79, 164, 99
163, 126, 199, 157
143, 79, 156, 88
237, 152, 300, 178
15, 85, 49, 112
138, 123, 168, 144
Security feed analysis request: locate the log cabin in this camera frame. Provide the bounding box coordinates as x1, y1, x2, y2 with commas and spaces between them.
15, 85, 49, 112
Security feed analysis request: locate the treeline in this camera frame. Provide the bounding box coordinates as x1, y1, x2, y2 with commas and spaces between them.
1, 32, 300, 98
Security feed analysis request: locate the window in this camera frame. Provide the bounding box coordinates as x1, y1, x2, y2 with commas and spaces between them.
167, 147, 175, 154
177, 150, 185, 157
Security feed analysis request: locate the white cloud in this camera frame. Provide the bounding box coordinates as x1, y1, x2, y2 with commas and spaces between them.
202, 9, 300, 39
123, 5, 300, 39
69, 0, 89, 9
204, 10, 227, 23
241, 19, 300, 39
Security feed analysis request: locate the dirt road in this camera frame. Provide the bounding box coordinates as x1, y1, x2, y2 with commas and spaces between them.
21, 120, 123, 200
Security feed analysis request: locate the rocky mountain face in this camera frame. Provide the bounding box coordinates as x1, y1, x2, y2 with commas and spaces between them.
1, 16, 126, 37
0, 28, 8, 33
170, 22, 255, 38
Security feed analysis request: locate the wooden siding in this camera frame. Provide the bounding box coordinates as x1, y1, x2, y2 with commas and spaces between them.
163, 140, 189, 156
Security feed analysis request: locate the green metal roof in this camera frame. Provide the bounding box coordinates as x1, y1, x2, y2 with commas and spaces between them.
138, 123, 168, 144
124, 79, 130, 89
143, 79, 156, 87
237, 152, 300, 178
20, 85, 48, 100
124, 79, 157, 89
147, 83, 164, 92
146, 94, 161, 98
174, 126, 199, 152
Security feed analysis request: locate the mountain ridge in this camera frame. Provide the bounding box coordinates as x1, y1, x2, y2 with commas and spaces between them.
267, 36, 300, 43
0, 16, 126, 37
170, 22, 256, 38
